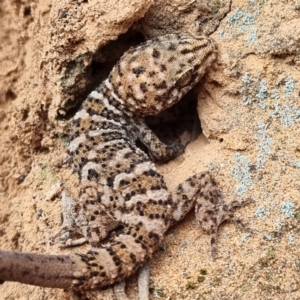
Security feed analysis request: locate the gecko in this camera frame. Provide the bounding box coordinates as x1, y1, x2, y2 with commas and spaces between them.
0, 34, 253, 292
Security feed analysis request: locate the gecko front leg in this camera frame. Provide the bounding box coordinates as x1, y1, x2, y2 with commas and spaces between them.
134, 118, 186, 162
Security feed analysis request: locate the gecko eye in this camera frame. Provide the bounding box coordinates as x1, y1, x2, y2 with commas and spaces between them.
175, 68, 193, 88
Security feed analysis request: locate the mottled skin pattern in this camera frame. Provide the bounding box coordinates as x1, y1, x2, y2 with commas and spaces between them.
0, 34, 252, 292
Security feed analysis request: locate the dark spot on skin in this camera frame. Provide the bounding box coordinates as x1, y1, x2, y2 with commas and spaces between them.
140, 83, 147, 92
152, 49, 161, 58
181, 43, 209, 55
113, 255, 121, 266
132, 66, 146, 76
155, 81, 167, 89
72, 118, 81, 127
149, 71, 156, 77
194, 63, 201, 71
124, 152, 132, 159
196, 203, 202, 210
87, 169, 99, 180
92, 227, 100, 234
168, 56, 176, 63
129, 55, 137, 63
154, 95, 164, 102
148, 231, 160, 242
125, 167, 132, 174
150, 185, 161, 190
90, 271, 99, 277
188, 57, 196, 63
210, 198, 216, 204
107, 177, 114, 187
86, 107, 98, 116
168, 43, 176, 51
160, 64, 167, 72
81, 157, 88, 164
124, 194, 131, 201
100, 271, 107, 277
119, 180, 130, 187
141, 243, 147, 250
107, 248, 114, 255
190, 181, 196, 188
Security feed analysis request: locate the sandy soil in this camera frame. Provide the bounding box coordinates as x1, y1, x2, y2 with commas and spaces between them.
1, 0, 300, 299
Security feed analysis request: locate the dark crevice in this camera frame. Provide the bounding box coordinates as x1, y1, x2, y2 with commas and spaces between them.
57, 30, 144, 120
144, 90, 201, 150
23, 6, 31, 17
5, 89, 17, 101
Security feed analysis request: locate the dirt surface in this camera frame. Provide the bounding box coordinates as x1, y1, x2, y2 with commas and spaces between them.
1, 0, 300, 299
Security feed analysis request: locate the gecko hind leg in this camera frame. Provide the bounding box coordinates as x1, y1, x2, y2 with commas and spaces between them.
51, 188, 119, 248
207, 197, 254, 259
221, 198, 255, 231
170, 172, 254, 259
50, 189, 87, 247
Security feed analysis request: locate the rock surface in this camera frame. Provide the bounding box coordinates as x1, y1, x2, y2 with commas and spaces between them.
1, 0, 300, 299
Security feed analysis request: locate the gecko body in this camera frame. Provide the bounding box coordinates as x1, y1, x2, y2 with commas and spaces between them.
0, 34, 252, 292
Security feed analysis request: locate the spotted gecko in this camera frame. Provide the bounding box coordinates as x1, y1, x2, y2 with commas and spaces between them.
0, 34, 253, 292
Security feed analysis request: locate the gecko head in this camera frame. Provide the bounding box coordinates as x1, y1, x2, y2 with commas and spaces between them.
110, 34, 217, 116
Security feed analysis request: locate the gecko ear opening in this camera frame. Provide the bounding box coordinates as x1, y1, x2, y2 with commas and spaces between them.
174, 68, 193, 88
